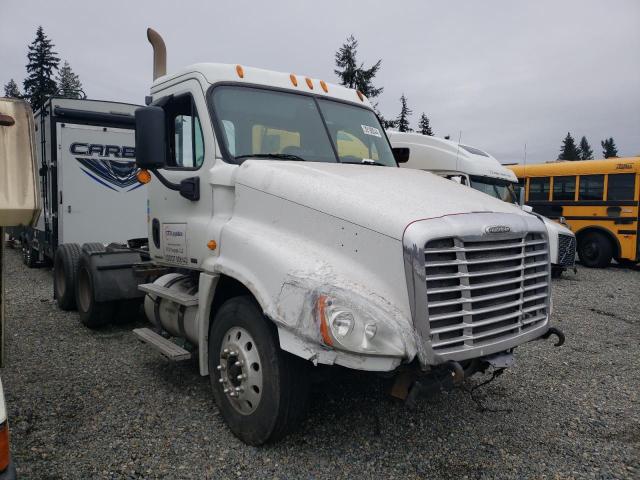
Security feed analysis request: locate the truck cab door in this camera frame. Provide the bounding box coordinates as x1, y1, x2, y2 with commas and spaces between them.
147, 81, 214, 269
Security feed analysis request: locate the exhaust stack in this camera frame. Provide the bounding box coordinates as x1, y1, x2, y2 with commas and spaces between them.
147, 28, 166, 80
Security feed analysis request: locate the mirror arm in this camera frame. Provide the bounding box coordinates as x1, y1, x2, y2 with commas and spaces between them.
149, 168, 180, 191
149, 168, 200, 202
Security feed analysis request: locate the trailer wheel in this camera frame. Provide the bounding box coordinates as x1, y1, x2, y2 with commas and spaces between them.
577, 232, 613, 268
53, 243, 81, 310
75, 255, 115, 328
208, 296, 310, 445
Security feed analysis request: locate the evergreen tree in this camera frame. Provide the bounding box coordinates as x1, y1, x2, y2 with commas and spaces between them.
558, 132, 581, 160
417, 113, 433, 136
579, 136, 593, 160
56, 61, 85, 99
23, 26, 60, 111
601, 137, 619, 158
396, 94, 413, 132
334, 35, 383, 101
3, 79, 22, 98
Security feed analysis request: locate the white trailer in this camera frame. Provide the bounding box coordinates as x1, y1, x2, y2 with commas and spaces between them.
387, 131, 577, 277
68, 29, 565, 446
13, 98, 147, 310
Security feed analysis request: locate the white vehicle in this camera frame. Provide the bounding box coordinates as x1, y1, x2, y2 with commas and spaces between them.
1, 97, 41, 479
12, 98, 148, 310
388, 131, 576, 277
66, 29, 564, 445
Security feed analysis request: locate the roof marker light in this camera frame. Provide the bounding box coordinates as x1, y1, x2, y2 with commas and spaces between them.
305, 77, 314, 90
357, 90, 365, 102
320, 80, 328, 93
236, 65, 244, 79
290, 74, 298, 87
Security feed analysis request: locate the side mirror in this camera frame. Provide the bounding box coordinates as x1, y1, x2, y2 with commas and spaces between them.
393, 147, 410, 164
135, 106, 166, 169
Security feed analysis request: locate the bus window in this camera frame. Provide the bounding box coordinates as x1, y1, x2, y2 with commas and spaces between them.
552, 176, 576, 201
607, 173, 636, 201
579, 175, 604, 200
529, 177, 550, 201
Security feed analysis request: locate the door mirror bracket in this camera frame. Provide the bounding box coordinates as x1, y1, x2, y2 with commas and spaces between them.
150, 169, 200, 201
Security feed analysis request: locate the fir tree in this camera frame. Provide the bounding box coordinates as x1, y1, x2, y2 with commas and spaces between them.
601, 137, 619, 158
3, 79, 22, 98
56, 61, 85, 99
579, 136, 593, 160
334, 35, 383, 101
558, 132, 581, 161
396, 94, 413, 132
417, 113, 433, 136
23, 26, 60, 111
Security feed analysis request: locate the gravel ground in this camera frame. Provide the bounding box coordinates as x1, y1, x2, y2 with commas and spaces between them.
1, 247, 638, 479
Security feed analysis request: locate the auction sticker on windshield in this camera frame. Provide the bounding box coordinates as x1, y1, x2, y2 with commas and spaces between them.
361, 125, 381, 137
162, 223, 188, 265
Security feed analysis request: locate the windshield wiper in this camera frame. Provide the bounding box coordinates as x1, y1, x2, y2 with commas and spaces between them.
235, 153, 306, 162
340, 159, 387, 166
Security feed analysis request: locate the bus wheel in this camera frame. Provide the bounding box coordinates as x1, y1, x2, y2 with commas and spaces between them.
578, 232, 612, 268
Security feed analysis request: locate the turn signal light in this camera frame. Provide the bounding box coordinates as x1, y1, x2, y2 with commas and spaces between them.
207, 240, 217, 251
316, 295, 333, 347
137, 169, 152, 184
236, 64, 244, 78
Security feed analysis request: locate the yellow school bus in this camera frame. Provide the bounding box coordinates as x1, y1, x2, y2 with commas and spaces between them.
508, 157, 640, 268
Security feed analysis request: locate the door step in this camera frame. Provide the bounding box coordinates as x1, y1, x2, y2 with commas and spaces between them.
138, 283, 199, 307
133, 328, 192, 361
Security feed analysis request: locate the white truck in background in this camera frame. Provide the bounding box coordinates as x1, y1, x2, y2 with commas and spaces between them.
9, 98, 147, 311
0, 97, 42, 480
387, 132, 576, 278
59, 29, 565, 445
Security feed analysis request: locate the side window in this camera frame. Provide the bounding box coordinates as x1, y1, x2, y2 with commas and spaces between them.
607, 174, 636, 201
166, 95, 205, 169
529, 177, 550, 201
579, 174, 604, 200
552, 176, 576, 201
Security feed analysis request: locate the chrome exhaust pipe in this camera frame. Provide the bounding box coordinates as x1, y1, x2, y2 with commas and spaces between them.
146, 28, 166, 80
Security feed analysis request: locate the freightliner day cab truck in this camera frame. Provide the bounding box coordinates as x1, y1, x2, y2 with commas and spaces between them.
1, 97, 42, 479
388, 132, 577, 278
63, 29, 565, 445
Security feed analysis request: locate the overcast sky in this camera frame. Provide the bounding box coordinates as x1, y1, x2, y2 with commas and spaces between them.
2, 0, 638, 163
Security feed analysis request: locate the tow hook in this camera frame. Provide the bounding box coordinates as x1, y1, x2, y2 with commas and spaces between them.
539, 326, 565, 346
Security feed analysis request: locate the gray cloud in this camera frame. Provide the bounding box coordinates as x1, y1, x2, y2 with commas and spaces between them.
2, 0, 638, 163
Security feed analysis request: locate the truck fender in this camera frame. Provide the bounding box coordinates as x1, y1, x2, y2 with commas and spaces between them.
197, 272, 220, 376
83, 250, 145, 303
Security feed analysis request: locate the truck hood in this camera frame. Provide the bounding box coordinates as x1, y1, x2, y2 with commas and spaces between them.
235, 161, 530, 240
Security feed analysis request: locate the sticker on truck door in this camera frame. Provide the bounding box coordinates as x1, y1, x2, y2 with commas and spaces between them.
162, 223, 188, 265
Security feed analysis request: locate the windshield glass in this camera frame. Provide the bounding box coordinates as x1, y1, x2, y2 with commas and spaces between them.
210, 86, 396, 166
469, 175, 518, 203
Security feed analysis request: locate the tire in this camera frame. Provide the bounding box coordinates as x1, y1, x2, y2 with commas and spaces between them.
75, 255, 116, 328
53, 243, 81, 310
82, 242, 106, 254
578, 232, 613, 268
208, 296, 310, 445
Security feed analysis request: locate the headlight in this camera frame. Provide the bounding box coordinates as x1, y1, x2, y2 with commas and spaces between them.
316, 294, 405, 356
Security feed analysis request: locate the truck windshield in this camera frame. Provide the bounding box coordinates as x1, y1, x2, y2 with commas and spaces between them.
210, 86, 396, 166
469, 175, 518, 204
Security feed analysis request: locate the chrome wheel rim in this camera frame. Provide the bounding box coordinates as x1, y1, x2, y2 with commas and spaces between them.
217, 326, 263, 415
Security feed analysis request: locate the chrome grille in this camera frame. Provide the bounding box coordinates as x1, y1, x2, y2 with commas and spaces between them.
557, 233, 576, 267
424, 233, 549, 353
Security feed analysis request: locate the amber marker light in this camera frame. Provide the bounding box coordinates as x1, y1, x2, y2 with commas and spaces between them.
236, 64, 244, 78
137, 169, 152, 184
316, 295, 334, 347
289, 74, 298, 87
207, 240, 217, 251
305, 77, 314, 90
320, 80, 328, 93
357, 90, 365, 102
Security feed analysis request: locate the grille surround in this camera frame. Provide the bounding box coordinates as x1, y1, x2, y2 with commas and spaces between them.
557, 233, 576, 267
403, 213, 551, 365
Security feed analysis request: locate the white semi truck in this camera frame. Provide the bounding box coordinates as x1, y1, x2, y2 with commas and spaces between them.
65, 29, 565, 445
10, 98, 147, 311
388, 132, 577, 277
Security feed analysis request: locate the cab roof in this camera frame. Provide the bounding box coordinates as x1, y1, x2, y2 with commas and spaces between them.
150, 62, 372, 108
508, 157, 640, 177
388, 131, 518, 182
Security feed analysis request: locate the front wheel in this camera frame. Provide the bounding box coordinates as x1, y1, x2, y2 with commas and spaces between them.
578, 232, 613, 268
208, 296, 310, 445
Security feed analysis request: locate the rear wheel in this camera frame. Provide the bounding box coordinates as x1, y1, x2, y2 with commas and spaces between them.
53, 243, 81, 310
208, 296, 310, 445
578, 232, 613, 268
75, 255, 115, 328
